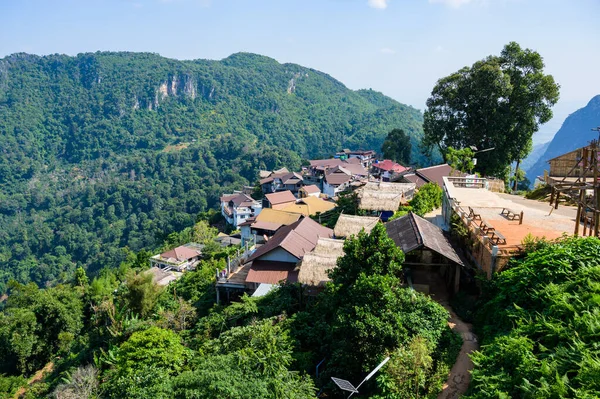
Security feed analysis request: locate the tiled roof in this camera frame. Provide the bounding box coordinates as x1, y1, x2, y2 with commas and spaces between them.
385, 212, 463, 266
265, 190, 297, 205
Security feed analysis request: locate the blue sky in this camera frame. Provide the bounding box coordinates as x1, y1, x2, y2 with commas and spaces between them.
1, 0, 599, 144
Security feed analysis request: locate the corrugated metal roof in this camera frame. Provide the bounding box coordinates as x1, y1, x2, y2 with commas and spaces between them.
385, 212, 463, 266
159, 245, 201, 262
265, 190, 297, 205
415, 164, 466, 188
247, 217, 333, 262
246, 260, 299, 284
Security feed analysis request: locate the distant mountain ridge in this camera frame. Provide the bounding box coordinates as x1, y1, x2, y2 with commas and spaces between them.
526, 95, 600, 182
0, 51, 427, 288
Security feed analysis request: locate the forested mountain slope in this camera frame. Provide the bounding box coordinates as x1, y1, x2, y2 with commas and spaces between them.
0, 51, 425, 290
526, 95, 600, 182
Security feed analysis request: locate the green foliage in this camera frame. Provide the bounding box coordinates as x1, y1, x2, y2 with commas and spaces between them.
174, 319, 316, 399
382, 128, 412, 165
329, 223, 404, 286
423, 42, 560, 176
466, 236, 600, 398
446, 146, 474, 173
0, 374, 27, 399
0, 282, 83, 375
114, 326, 188, 377
121, 271, 163, 317
0, 51, 428, 290
409, 182, 443, 216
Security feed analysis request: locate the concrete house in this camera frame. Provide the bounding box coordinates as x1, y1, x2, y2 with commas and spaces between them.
323, 167, 352, 197
220, 193, 262, 228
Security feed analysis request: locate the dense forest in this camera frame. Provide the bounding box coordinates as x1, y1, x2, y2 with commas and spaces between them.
0, 51, 429, 290
0, 221, 462, 398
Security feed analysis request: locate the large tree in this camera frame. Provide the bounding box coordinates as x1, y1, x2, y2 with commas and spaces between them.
382, 128, 412, 165
423, 42, 559, 176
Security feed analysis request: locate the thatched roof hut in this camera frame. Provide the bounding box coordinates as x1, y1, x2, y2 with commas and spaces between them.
297, 238, 345, 287
357, 181, 416, 211
333, 214, 379, 238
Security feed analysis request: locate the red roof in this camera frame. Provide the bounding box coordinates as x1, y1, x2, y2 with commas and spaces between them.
265, 190, 296, 205
372, 160, 409, 173
160, 245, 201, 262
246, 260, 299, 284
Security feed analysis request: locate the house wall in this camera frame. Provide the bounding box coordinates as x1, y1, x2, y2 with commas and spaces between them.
258, 248, 299, 263
549, 148, 596, 177
323, 181, 347, 197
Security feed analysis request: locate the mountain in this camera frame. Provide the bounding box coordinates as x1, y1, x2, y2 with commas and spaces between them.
0, 51, 426, 290
520, 141, 550, 173
526, 95, 600, 183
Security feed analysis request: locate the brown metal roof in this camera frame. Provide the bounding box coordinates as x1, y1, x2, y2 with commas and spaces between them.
385, 212, 463, 266
402, 173, 427, 188
248, 217, 333, 262
325, 170, 352, 186
160, 245, 201, 262
265, 190, 296, 205
301, 184, 321, 194
415, 164, 466, 188
246, 260, 299, 284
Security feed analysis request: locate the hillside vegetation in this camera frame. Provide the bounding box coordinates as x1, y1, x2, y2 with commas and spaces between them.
0, 51, 427, 290
467, 236, 600, 398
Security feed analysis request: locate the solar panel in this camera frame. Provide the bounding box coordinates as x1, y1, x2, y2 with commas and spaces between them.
331, 377, 358, 393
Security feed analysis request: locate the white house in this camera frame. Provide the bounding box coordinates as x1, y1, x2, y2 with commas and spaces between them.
220, 192, 262, 228
323, 167, 352, 197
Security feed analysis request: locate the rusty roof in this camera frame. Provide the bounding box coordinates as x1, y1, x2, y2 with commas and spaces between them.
246, 260, 299, 284
265, 190, 297, 205
248, 217, 333, 262
385, 212, 463, 266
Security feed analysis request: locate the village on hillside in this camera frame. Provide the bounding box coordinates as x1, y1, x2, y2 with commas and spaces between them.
147, 143, 597, 303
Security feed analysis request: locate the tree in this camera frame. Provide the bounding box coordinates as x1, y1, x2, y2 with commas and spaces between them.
329, 223, 404, 287
445, 146, 474, 173
122, 271, 163, 317
409, 183, 443, 217
423, 42, 559, 176
382, 128, 412, 165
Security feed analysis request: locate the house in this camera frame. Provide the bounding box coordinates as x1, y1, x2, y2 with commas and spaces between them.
333, 214, 379, 238
385, 212, 464, 294
281, 196, 337, 216
220, 192, 263, 228
270, 172, 304, 195
402, 163, 465, 188
243, 217, 334, 290
299, 184, 321, 198
307, 158, 368, 179
258, 167, 291, 194
239, 208, 302, 243
264, 190, 297, 210
357, 181, 416, 220
335, 149, 376, 168
297, 237, 345, 294
543, 145, 599, 185
323, 167, 352, 197
150, 244, 203, 272
371, 159, 410, 181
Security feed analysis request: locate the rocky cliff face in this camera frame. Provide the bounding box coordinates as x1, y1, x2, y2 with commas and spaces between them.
526, 95, 600, 182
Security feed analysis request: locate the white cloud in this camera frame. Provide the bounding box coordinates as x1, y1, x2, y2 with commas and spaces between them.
428, 0, 474, 8
367, 0, 389, 10
380, 47, 396, 54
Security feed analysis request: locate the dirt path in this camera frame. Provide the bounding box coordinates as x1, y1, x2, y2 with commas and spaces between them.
496, 193, 578, 219
13, 361, 54, 399
437, 305, 479, 399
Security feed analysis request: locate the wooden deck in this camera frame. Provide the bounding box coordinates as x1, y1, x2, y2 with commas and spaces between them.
217, 263, 251, 288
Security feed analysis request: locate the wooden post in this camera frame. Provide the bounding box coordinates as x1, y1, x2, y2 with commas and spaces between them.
555, 190, 560, 209
550, 187, 555, 205
519, 211, 524, 225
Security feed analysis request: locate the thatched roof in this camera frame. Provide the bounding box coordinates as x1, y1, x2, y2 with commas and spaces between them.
358, 191, 403, 211
333, 214, 379, 238
357, 181, 416, 211
297, 238, 345, 287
